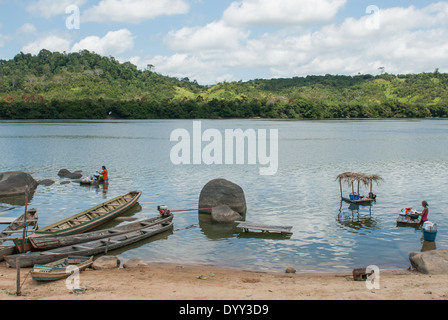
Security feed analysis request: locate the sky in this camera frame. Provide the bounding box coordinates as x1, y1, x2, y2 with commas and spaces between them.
0, 0, 447, 84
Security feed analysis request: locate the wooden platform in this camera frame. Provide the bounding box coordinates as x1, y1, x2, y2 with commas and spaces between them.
342, 197, 375, 205
236, 222, 293, 235
0, 218, 16, 224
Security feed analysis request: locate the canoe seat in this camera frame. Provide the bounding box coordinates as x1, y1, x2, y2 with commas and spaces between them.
100, 239, 120, 244
72, 245, 92, 250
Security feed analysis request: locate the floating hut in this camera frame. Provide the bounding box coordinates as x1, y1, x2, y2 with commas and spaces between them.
336, 172, 383, 204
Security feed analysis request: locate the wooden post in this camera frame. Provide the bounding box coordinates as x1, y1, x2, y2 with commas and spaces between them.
21, 187, 28, 254
16, 258, 21, 296
339, 180, 343, 200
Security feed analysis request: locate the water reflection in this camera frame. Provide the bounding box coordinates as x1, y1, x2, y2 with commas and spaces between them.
337, 201, 379, 232
421, 240, 436, 252
0, 188, 36, 206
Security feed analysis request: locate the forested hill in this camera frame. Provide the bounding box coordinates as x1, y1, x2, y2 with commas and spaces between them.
1, 49, 448, 119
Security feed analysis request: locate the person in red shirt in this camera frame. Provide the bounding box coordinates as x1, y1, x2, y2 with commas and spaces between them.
418, 201, 429, 224
100, 166, 109, 184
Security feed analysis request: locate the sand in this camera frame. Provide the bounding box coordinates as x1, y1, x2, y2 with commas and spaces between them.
0, 261, 448, 301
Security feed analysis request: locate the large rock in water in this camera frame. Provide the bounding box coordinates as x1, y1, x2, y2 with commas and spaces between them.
211, 205, 243, 223
199, 179, 247, 218
409, 250, 448, 274
0, 171, 38, 197
58, 169, 82, 179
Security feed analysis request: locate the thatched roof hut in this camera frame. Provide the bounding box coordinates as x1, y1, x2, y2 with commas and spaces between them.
336, 172, 383, 202
336, 172, 383, 186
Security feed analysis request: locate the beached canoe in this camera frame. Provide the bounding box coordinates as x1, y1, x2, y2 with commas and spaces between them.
396, 208, 421, 227
0, 209, 38, 261
5, 219, 173, 268
31, 256, 93, 282
33, 191, 142, 237
30, 213, 173, 251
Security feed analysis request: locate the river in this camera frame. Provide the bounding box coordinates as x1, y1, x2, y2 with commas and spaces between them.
0, 119, 447, 272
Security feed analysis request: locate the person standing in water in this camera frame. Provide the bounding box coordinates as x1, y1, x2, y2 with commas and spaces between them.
100, 166, 109, 184
418, 201, 429, 224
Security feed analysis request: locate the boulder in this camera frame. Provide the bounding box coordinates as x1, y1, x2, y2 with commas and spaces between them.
409, 250, 448, 274
38, 179, 55, 186
92, 256, 120, 270
58, 169, 83, 179
199, 179, 247, 216
211, 205, 242, 223
0, 171, 38, 197
123, 258, 148, 268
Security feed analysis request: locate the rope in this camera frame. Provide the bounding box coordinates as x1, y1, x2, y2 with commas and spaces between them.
168, 208, 212, 213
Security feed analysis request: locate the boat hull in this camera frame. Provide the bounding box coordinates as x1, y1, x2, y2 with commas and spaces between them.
30, 213, 173, 251
34, 191, 142, 237
5, 219, 173, 268
31, 256, 94, 281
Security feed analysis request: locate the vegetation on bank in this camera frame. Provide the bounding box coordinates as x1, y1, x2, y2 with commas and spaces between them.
1, 50, 448, 120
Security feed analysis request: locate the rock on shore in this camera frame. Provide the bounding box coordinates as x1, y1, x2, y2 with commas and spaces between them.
409, 250, 448, 274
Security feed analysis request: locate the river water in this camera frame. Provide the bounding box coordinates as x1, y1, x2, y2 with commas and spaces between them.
0, 119, 447, 272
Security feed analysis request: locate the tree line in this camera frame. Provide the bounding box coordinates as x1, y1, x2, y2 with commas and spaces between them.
1, 50, 447, 120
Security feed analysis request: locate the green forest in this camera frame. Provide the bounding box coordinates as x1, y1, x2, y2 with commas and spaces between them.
1, 49, 448, 120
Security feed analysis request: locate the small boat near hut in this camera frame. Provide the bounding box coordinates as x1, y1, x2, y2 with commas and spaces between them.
33, 191, 141, 237
0, 209, 38, 261
5, 217, 173, 268
30, 212, 173, 251
396, 208, 422, 227
336, 172, 383, 205
31, 256, 93, 282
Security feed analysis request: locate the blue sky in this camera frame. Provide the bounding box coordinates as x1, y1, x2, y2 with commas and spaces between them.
0, 0, 447, 84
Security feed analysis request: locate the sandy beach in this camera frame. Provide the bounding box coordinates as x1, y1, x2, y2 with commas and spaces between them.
1, 261, 447, 301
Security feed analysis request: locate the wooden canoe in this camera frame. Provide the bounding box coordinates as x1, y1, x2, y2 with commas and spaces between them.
0, 209, 38, 261
5, 219, 173, 268
30, 213, 173, 251
33, 191, 142, 237
31, 256, 94, 282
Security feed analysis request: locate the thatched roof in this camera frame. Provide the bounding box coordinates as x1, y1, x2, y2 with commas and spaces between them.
336, 172, 383, 186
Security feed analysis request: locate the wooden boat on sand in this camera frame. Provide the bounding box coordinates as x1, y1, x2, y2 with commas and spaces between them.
30, 213, 173, 251
33, 191, 141, 237
0, 209, 38, 261
5, 218, 173, 268
31, 256, 93, 282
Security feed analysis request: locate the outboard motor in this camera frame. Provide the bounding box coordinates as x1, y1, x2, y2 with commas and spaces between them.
158, 205, 170, 217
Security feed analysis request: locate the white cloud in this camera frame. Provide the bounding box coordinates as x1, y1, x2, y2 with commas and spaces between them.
17, 23, 37, 35
138, 2, 448, 84
22, 29, 135, 57
27, 0, 86, 18
22, 36, 71, 55
165, 21, 250, 52
83, 0, 190, 23
222, 0, 347, 27
71, 29, 135, 56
